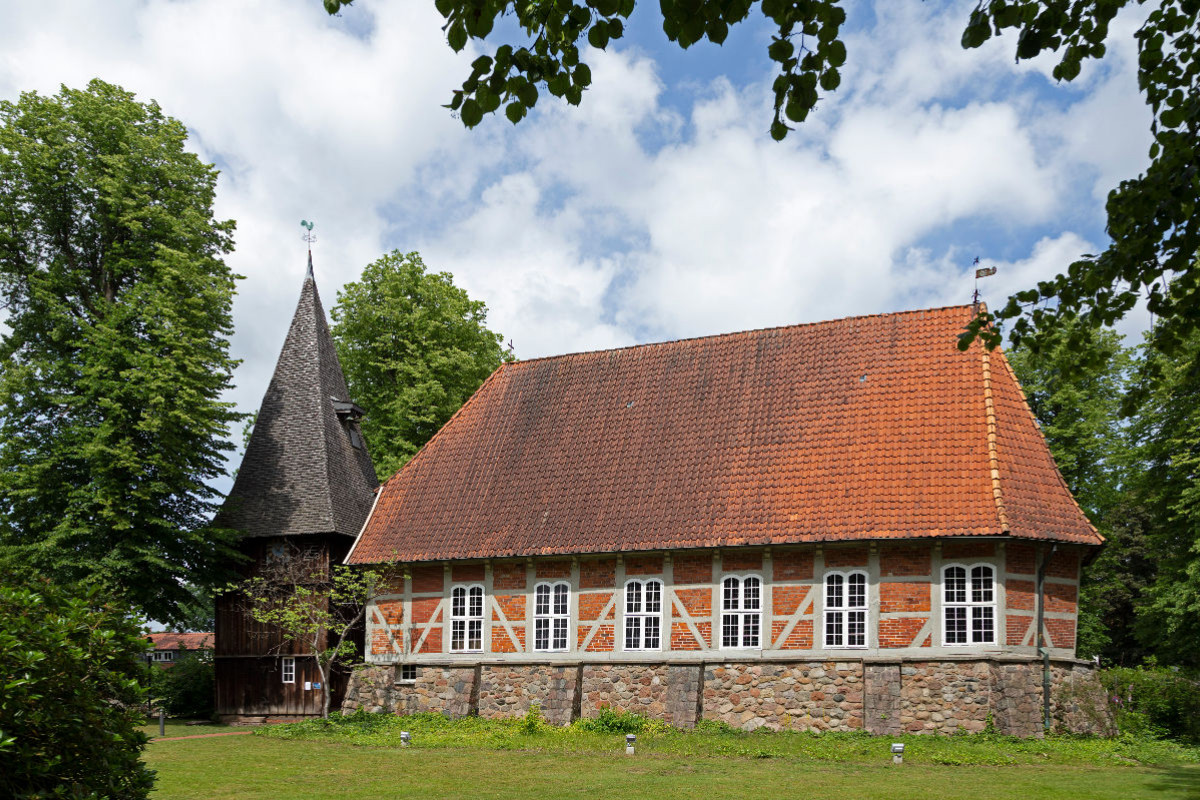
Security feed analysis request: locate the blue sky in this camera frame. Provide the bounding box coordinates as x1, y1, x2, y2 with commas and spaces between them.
0, 0, 1152, 484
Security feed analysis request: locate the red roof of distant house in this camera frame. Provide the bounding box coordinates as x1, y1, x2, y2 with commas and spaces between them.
346, 305, 1100, 565
147, 632, 214, 651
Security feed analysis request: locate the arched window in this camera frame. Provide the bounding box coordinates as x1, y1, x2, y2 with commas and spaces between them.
534, 581, 570, 652
721, 575, 762, 648
943, 564, 995, 645
824, 571, 868, 648
624, 579, 663, 650
450, 584, 484, 652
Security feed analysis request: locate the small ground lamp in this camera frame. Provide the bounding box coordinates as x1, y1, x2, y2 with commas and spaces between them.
400, 731, 411, 747
625, 734, 636, 755
891, 743, 905, 765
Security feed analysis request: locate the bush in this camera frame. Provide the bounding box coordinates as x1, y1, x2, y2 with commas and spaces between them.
574, 705, 661, 734
1101, 665, 1200, 742
0, 578, 154, 799
158, 652, 215, 719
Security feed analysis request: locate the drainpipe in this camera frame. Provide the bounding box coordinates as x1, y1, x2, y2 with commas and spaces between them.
1035, 543, 1058, 733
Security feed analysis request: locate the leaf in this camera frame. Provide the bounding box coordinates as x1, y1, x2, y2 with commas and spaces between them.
589, 22, 610, 49
447, 23, 467, 52
460, 98, 483, 126
505, 102, 526, 123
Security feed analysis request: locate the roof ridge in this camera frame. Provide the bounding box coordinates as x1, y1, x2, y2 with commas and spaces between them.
507, 304, 978, 367
980, 345, 1011, 533
990, 344, 1102, 542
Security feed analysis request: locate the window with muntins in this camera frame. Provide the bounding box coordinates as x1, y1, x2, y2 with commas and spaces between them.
824, 571, 868, 648
534, 581, 570, 651
721, 575, 762, 648
943, 564, 996, 645
624, 579, 663, 650
450, 584, 484, 652
281, 656, 295, 684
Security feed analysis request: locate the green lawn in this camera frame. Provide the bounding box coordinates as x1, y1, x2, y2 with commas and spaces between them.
142, 714, 1200, 799
139, 719, 228, 739
144, 737, 1200, 800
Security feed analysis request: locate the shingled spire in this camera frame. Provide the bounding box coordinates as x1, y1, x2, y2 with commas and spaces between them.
219, 265, 378, 539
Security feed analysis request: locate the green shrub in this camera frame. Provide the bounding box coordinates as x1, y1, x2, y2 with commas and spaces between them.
1100, 665, 1200, 742
158, 652, 215, 719
0, 578, 154, 799
518, 703, 545, 734
574, 705, 654, 733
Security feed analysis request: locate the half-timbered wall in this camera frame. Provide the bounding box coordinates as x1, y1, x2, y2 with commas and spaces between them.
363, 540, 1083, 665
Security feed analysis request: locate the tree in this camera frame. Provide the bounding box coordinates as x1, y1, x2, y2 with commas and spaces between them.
0, 80, 242, 625
1131, 330, 1200, 666
330, 250, 510, 479
0, 577, 154, 800
155, 650, 215, 719
1007, 324, 1148, 663
322, 0, 1198, 379
224, 544, 395, 719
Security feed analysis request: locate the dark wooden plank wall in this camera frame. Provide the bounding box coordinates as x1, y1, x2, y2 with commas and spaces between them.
215, 534, 358, 717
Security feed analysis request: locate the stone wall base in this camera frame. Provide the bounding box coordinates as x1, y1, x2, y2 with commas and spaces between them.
341, 658, 1112, 737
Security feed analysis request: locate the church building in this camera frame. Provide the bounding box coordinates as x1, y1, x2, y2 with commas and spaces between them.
340, 305, 1108, 736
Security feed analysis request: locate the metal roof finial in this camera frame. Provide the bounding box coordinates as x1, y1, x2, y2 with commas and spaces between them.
301, 220, 316, 278
972, 256, 996, 309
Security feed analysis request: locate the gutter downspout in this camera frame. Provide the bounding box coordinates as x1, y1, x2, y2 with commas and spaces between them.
1035, 543, 1058, 733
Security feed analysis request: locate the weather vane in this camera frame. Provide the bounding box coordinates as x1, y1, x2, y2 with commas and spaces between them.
301, 220, 316, 277
972, 256, 996, 307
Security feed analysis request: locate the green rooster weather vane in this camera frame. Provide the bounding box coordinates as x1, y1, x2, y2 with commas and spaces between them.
301, 220, 316, 278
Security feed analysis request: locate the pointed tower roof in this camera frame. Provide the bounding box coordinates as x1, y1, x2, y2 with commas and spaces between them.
219, 266, 378, 539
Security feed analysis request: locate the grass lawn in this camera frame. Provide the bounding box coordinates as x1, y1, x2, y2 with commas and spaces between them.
143, 714, 1200, 799
139, 719, 229, 739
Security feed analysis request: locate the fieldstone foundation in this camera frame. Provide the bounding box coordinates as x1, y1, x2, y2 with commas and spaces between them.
478, 665, 579, 725
703, 662, 864, 732
341, 657, 1111, 737
580, 664, 701, 728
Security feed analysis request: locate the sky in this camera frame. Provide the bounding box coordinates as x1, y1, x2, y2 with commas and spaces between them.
0, 0, 1153, 485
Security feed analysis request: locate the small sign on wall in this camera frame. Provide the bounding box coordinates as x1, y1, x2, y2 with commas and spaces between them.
304, 681, 312, 691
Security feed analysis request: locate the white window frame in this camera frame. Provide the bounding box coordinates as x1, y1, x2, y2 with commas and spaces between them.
152, 650, 175, 662
823, 570, 869, 649
397, 664, 417, 684
623, 578, 664, 651
720, 574, 763, 649
533, 581, 571, 652
941, 563, 997, 646
281, 656, 296, 684
449, 583, 485, 653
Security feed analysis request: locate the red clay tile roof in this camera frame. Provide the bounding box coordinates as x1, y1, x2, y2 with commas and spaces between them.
346, 306, 1100, 565
148, 632, 214, 651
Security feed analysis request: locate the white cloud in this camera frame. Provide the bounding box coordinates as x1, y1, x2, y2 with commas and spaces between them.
0, 0, 1155, 481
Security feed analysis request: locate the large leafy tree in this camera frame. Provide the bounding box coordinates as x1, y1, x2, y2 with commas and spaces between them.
0, 80, 241, 624
1132, 329, 1200, 666
330, 250, 510, 479
323, 0, 1199, 376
